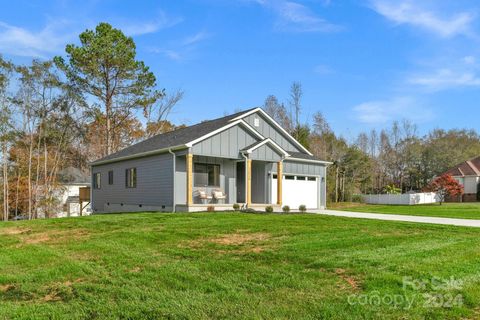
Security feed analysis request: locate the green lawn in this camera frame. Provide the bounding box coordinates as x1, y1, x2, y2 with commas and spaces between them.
2, 212, 480, 319
331, 202, 480, 220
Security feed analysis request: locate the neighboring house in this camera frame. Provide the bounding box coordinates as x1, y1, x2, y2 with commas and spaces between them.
443, 156, 480, 202
90, 107, 332, 213
56, 167, 91, 217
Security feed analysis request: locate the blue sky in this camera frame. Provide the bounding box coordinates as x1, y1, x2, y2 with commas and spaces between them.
1, 0, 479, 140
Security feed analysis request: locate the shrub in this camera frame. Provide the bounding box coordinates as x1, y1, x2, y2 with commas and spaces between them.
298, 204, 307, 213
233, 203, 240, 211
351, 194, 364, 203
282, 205, 290, 213
207, 206, 215, 212
265, 206, 274, 213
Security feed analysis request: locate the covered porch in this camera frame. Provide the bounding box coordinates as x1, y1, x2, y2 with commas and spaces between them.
173, 152, 284, 212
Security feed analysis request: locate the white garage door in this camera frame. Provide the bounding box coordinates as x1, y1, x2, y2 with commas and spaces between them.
271, 175, 318, 209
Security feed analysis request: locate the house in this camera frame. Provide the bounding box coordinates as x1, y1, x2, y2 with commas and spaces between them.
56, 167, 91, 217
443, 156, 480, 202
90, 107, 331, 213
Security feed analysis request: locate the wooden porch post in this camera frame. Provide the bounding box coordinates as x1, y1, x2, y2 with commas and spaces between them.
277, 161, 283, 205
246, 159, 252, 207
186, 153, 193, 206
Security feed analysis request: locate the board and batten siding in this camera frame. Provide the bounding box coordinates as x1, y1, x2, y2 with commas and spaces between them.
192, 124, 259, 159
243, 112, 303, 153
91, 152, 173, 212
249, 144, 282, 162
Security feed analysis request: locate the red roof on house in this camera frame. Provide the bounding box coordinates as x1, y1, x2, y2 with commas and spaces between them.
444, 156, 480, 177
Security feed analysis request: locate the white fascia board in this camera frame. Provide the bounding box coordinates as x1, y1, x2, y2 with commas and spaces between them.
185, 119, 264, 147
244, 138, 290, 157
231, 107, 313, 156
90, 145, 187, 166
286, 157, 333, 165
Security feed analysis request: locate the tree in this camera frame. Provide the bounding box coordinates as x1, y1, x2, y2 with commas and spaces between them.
264, 95, 292, 132
54, 22, 162, 157
0, 56, 14, 220
424, 174, 463, 205
289, 81, 302, 127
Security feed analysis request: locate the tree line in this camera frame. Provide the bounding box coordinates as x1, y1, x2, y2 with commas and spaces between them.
1, 23, 478, 220
0, 23, 181, 220
263, 82, 480, 203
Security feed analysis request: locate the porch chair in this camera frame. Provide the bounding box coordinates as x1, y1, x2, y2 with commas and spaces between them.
212, 189, 227, 204
196, 190, 212, 204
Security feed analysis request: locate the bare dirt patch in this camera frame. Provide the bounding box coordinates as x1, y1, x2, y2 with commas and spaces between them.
335, 268, 360, 290
185, 231, 274, 254
0, 227, 32, 235
17, 229, 90, 247
0, 284, 15, 292
208, 232, 271, 245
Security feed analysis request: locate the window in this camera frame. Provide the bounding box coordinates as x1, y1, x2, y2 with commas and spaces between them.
307, 177, 317, 181
297, 176, 306, 181
285, 175, 295, 180
108, 170, 114, 185
125, 168, 137, 188
194, 163, 220, 187
93, 173, 101, 189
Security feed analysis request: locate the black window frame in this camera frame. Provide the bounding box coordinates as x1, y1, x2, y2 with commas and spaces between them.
194, 163, 220, 187
93, 172, 101, 189
125, 168, 137, 188
108, 170, 114, 185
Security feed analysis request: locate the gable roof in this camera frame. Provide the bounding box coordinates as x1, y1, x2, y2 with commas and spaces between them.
230, 107, 313, 156
444, 156, 480, 177
241, 138, 290, 157
91, 107, 327, 166
91, 108, 258, 165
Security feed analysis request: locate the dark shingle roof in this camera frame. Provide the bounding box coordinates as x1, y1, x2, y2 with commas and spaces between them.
91, 108, 257, 165
287, 151, 321, 161
444, 156, 480, 177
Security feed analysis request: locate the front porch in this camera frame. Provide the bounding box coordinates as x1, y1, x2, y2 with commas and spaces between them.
174, 153, 283, 211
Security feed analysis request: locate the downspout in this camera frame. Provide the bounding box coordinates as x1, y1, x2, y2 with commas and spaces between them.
241, 152, 249, 208
168, 148, 176, 212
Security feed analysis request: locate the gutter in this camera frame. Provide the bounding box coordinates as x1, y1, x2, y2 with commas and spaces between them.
90, 145, 187, 166
168, 148, 176, 213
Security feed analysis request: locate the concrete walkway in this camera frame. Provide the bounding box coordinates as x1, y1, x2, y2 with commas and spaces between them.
312, 209, 480, 228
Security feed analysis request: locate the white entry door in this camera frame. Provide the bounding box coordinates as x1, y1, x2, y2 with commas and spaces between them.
271, 175, 318, 209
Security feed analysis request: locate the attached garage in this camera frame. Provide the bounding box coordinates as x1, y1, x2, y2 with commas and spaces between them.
271, 174, 319, 209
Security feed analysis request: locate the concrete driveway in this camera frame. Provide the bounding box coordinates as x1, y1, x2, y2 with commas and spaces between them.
312, 209, 480, 228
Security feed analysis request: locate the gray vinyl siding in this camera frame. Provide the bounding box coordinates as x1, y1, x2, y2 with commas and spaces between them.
243, 112, 303, 153
192, 124, 258, 159
184, 156, 237, 204
250, 144, 282, 162
91, 152, 173, 212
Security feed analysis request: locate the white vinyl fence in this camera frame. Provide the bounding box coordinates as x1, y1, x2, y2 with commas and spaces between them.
362, 192, 439, 205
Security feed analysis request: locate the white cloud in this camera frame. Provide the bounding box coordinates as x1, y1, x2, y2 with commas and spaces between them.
181, 31, 211, 46
353, 97, 433, 124
463, 55, 476, 64
0, 20, 73, 58
408, 68, 480, 90
255, 0, 341, 32
313, 64, 333, 75
121, 11, 182, 36
370, 0, 475, 38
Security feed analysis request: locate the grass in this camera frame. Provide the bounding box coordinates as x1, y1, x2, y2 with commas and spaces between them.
2, 212, 480, 319
331, 202, 480, 220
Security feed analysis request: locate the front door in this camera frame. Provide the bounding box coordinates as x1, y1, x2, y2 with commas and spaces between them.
236, 162, 245, 203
